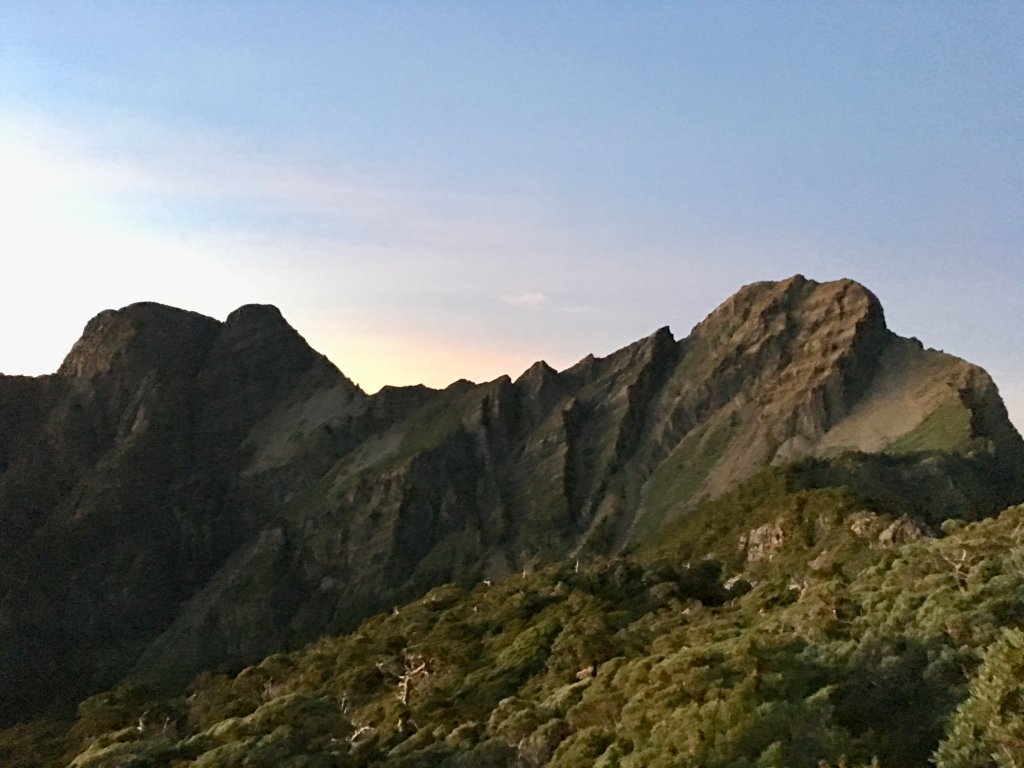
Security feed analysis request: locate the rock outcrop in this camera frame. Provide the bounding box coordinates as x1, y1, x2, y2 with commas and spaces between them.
2, 275, 1021, 725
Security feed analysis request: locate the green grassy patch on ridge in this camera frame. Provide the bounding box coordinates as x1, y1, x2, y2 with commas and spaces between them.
636, 413, 739, 541
886, 398, 974, 455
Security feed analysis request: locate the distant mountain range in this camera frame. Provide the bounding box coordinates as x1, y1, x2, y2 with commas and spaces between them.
2, 274, 1022, 727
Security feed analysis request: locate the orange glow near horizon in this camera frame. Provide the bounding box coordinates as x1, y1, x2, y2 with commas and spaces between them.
305, 326, 573, 394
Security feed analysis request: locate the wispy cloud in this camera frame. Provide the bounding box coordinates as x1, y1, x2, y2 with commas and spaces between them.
0, 111, 582, 258
0, 110, 620, 381
503, 291, 546, 308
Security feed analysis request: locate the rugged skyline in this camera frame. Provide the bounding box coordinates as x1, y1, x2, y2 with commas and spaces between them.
3, 276, 1021, 727
2, 4, 1023, 430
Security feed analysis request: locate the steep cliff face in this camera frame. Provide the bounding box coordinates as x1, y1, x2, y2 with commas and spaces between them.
0, 303, 363, 724
2, 276, 1021, 725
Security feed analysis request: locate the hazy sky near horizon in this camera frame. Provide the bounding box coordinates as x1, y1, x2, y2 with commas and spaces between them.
2, 3, 1023, 429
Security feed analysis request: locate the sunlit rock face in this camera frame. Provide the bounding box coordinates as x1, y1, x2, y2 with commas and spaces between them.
1, 275, 1021, 724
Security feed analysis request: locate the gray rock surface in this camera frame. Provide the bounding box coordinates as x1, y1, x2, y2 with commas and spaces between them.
1, 276, 1021, 724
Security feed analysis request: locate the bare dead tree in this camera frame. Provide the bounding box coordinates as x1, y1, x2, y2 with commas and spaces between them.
397, 654, 430, 706
940, 547, 972, 591
376, 653, 432, 706
349, 724, 375, 743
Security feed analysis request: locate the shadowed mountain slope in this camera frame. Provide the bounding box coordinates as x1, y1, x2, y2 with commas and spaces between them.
1, 275, 1021, 725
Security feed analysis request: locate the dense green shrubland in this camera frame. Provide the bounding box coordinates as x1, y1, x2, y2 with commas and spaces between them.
5, 470, 1024, 767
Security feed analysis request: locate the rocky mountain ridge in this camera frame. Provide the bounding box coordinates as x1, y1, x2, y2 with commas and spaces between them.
1, 275, 1021, 725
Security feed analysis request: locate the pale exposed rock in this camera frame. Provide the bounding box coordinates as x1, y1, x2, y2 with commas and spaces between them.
723, 574, 748, 590
878, 516, 925, 547
849, 512, 880, 538
745, 519, 786, 563
809, 549, 832, 571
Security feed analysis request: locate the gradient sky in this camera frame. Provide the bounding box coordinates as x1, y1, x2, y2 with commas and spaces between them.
2, 3, 1023, 429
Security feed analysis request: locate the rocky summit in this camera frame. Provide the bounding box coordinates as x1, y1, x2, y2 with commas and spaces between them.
1, 275, 1022, 726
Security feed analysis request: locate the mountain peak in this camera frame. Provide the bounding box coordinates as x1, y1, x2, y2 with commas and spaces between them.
224, 303, 287, 326
696, 275, 886, 341
4, 277, 1022, 728
215, 302, 323, 364
515, 359, 558, 384
57, 302, 219, 379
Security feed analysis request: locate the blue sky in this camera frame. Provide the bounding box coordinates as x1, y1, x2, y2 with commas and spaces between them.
2, 2, 1023, 428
